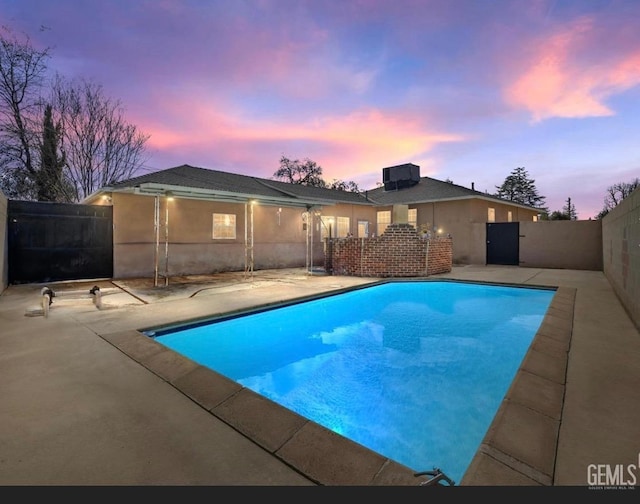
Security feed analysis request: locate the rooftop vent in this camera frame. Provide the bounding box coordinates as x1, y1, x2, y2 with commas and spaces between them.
382, 163, 420, 191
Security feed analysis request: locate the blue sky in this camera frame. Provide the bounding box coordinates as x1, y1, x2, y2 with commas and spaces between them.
2, 0, 639, 218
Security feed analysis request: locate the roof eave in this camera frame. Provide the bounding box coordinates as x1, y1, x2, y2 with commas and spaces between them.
114, 182, 334, 208
371, 194, 540, 211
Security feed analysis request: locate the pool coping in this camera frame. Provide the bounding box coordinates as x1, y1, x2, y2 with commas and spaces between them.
98, 279, 575, 486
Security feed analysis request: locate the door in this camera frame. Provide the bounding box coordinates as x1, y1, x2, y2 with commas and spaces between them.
486, 222, 519, 265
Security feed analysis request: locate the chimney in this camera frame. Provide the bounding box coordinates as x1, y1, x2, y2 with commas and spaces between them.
471, 182, 475, 190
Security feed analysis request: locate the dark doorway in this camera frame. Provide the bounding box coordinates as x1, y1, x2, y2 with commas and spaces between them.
8, 200, 113, 284
486, 222, 519, 266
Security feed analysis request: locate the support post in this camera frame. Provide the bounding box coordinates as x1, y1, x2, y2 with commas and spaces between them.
154, 195, 160, 287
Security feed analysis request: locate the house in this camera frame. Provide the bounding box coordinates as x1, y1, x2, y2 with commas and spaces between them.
82, 163, 540, 279
364, 163, 541, 263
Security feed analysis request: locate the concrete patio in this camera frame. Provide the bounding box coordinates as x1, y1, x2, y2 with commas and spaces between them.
0, 265, 638, 489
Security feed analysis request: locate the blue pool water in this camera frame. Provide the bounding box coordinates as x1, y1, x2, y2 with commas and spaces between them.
149, 280, 555, 483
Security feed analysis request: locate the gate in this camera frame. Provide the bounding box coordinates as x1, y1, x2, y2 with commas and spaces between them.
486, 222, 519, 266
8, 200, 113, 284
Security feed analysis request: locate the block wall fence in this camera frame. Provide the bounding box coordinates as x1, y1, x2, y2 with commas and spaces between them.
602, 186, 640, 330
325, 223, 452, 277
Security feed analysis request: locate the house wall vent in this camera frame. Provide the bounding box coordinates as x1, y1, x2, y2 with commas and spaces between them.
382, 163, 420, 191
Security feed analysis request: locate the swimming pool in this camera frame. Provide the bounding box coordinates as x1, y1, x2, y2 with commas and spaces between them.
146, 280, 555, 484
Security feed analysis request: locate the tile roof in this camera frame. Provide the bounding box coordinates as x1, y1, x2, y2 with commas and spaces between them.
364, 176, 538, 210
101, 164, 537, 211
109, 164, 284, 197
106, 164, 369, 206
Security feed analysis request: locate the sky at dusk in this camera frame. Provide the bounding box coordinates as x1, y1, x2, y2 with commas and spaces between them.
2, 0, 640, 219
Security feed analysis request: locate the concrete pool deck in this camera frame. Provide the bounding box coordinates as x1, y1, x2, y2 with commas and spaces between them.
0, 265, 638, 487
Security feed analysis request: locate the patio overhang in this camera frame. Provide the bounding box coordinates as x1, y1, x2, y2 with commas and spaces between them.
91, 182, 335, 209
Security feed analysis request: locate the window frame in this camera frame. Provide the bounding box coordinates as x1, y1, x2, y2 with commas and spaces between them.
408, 208, 417, 229
376, 210, 391, 236
336, 216, 350, 238
212, 213, 237, 239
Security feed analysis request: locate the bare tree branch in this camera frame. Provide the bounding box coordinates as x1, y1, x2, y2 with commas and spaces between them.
0, 27, 50, 198
52, 75, 150, 200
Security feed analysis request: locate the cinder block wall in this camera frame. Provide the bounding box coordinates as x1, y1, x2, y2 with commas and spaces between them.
602, 187, 640, 330
0, 191, 7, 294
328, 223, 452, 277
519, 220, 603, 270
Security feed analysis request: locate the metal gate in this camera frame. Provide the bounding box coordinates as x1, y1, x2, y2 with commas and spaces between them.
486, 222, 519, 266
8, 200, 113, 284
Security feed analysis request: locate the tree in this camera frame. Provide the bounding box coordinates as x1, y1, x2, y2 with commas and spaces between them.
495, 167, 547, 211
0, 27, 50, 199
51, 76, 150, 200
0, 27, 149, 202
595, 178, 640, 219
563, 197, 577, 220
327, 179, 360, 192
273, 156, 326, 187
272, 155, 360, 192
37, 103, 70, 201
548, 210, 569, 220
549, 196, 578, 220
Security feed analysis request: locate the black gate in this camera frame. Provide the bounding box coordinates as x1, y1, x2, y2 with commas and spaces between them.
8, 200, 113, 284
486, 222, 519, 266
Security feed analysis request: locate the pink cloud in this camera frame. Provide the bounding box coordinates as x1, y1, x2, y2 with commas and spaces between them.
505, 16, 640, 122
136, 91, 464, 183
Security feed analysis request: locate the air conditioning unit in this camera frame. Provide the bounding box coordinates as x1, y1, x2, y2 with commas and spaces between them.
382, 163, 420, 191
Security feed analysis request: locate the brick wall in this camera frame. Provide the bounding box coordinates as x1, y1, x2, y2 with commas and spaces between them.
326, 223, 452, 277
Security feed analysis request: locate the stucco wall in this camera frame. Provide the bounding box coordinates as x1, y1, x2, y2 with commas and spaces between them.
406, 199, 537, 265
0, 191, 7, 294
109, 191, 601, 280
519, 220, 603, 270
452, 219, 603, 270
602, 187, 640, 330
111, 193, 332, 278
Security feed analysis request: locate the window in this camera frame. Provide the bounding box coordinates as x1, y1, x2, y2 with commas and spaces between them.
337, 216, 350, 238
507, 211, 513, 222
320, 216, 336, 240
376, 210, 391, 236
212, 213, 236, 239
487, 207, 495, 223
408, 208, 417, 229
357, 220, 369, 238
533, 215, 538, 222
